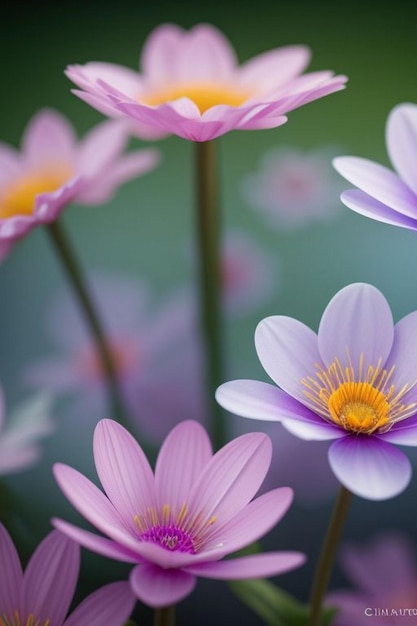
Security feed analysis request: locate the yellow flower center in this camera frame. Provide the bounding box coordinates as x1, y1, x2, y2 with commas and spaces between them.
140, 82, 250, 114
0, 611, 50, 626
301, 355, 417, 435
0, 165, 73, 219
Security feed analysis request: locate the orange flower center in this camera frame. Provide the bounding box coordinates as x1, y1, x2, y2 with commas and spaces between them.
140, 82, 250, 114
301, 355, 417, 435
0, 164, 73, 219
0, 611, 50, 626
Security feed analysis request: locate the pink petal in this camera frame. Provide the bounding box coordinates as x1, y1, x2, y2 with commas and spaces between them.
129, 563, 196, 608
22, 109, 76, 166
66, 62, 142, 98
21, 530, 79, 626
77, 118, 128, 178
318, 283, 394, 372
93, 419, 156, 523
52, 518, 140, 564
64, 581, 136, 626
140, 23, 185, 80
255, 315, 321, 403
0, 523, 22, 616
187, 432, 271, 523
0, 144, 21, 187
154, 420, 212, 512
333, 156, 417, 218
386, 103, 417, 196
240, 46, 311, 92
186, 551, 305, 579
339, 188, 417, 230
328, 436, 412, 500
175, 24, 237, 81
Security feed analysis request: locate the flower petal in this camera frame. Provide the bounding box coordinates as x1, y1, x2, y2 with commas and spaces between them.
375, 415, 417, 446
129, 563, 196, 608
21, 530, 79, 626
333, 156, 417, 218
386, 103, 417, 196
240, 46, 311, 92
154, 420, 212, 512
93, 419, 156, 524
339, 188, 417, 230
254, 316, 320, 403
64, 581, 136, 626
77, 119, 128, 178
186, 551, 305, 579
318, 283, 394, 371
383, 310, 417, 404
0, 523, 22, 616
187, 432, 271, 523
328, 436, 412, 500
22, 109, 76, 166
282, 419, 345, 441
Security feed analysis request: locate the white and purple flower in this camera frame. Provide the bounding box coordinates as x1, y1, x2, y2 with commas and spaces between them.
52, 419, 305, 608
217, 283, 417, 500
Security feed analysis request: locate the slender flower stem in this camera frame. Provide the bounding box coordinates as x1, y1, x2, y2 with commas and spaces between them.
195, 140, 225, 449
154, 606, 175, 626
46, 219, 129, 427
308, 485, 352, 626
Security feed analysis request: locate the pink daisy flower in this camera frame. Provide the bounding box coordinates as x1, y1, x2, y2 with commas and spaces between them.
0, 524, 135, 626
52, 419, 305, 608
0, 108, 159, 253
65, 23, 347, 142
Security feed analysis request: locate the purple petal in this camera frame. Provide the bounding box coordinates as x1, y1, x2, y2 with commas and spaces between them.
21, 530, 79, 626
338, 189, 417, 231
282, 419, 345, 441
216, 379, 331, 425
187, 432, 272, 524
375, 415, 417, 446
386, 103, 417, 196
318, 283, 394, 371
383, 310, 417, 404
64, 581, 136, 626
154, 420, 212, 512
22, 109, 76, 166
0, 524, 23, 616
328, 436, 412, 500
186, 551, 305, 579
333, 156, 417, 218
255, 315, 320, 403
93, 419, 156, 523
52, 518, 140, 564
129, 563, 196, 608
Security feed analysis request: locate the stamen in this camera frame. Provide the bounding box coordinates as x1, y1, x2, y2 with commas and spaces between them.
140, 82, 251, 114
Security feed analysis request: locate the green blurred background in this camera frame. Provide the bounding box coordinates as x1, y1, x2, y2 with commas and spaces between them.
1, 0, 417, 623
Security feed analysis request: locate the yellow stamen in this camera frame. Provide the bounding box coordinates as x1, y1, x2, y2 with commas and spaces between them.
0, 612, 50, 626
140, 82, 250, 114
302, 354, 417, 435
0, 165, 73, 219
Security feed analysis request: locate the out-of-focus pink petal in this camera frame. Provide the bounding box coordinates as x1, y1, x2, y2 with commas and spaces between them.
140, 23, 184, 80
187, 432, 271, 523
386, 103, 417, 196
255, 316, 321, 403
318, 283, 394, 371
240, 46, 311, 91
52, 518, 140, 564
339, 189, 417, 230
21, 531, 79, 626
129, 563, 196, 608
77, 118, 128, 177
0, 524, 22, 616
93, 419, 156, 523
22, 109, 76, 166
154, 420, 212, 512
64, 581, 136, 626
0, 145, 21, 187
328, 436, 412, 500
186, 551, 305, 579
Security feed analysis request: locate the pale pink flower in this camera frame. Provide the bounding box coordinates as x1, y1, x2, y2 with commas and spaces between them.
65, 23, 347, 142
53, 419, 305, 608
0, 524, 135, 626
0, 108, 159, 253
328, 533, 417, 625
0, 390, 54, 475
242, 146, 344, 230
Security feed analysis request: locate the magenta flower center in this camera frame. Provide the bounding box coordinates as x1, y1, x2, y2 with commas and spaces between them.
0, 164, 73, 219
0, 611, 50, 626
140, 82, 251, 114
302, 355, 417, 434
134, 503, 217, 554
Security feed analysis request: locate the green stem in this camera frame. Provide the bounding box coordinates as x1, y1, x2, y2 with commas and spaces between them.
195, 140, 225, 450
46, 219, 129, 427
308, 485, 353, 626
154, 606, 175, 626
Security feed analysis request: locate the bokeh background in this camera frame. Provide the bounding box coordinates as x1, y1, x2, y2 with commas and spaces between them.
1, 0, 417, 624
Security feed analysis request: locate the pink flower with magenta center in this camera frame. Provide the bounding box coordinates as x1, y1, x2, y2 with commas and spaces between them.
66, 23, 347, 142
52, 419, 305, 608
